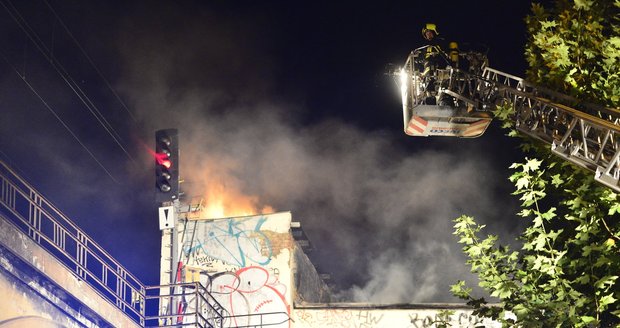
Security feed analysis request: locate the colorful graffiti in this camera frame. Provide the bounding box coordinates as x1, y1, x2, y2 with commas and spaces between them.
178, 213, 293, 327
184, 216, 273, 268
203, 266, 290, 327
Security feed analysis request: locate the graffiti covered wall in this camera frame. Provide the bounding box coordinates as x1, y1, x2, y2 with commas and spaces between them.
292, 306, 503, 328
179, 212, 294, 327
170, 211, 502, 328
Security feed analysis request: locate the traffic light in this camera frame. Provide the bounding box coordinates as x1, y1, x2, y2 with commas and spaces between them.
155, 129, 179, 203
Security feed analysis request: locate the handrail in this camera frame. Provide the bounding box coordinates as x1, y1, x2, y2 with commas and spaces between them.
0, 159, 146, 325
0, 159, 288, 327
144, 281, 226, 328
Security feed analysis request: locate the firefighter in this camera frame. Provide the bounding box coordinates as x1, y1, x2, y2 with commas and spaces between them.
421, 23, 442, 104
421, 23, 455, 106
421, 23, 446, 75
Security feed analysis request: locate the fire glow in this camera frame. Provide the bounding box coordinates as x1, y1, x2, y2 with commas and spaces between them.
190, 163, 274, 219
201, 182, 274, 219
147, 141, 273, 218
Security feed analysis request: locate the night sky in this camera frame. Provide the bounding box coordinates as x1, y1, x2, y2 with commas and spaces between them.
0, 1, 539, 302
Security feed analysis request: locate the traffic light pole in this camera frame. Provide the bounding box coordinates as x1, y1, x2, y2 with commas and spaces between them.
158, 200, 180, 325
155, 128, 181, 325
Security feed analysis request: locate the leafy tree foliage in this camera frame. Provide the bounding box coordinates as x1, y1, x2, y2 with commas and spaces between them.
525, 0, 619, 107
452, 1, 620, 327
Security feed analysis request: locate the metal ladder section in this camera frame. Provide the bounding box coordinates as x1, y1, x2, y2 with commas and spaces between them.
421, 57, 620, 192
403, 47, 620, 191
478, 67, 620, 192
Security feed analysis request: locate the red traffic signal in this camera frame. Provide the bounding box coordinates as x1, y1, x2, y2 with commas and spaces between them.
155, 129, 179, 202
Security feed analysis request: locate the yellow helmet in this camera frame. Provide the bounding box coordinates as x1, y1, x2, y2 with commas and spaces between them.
422, 23, 438, 36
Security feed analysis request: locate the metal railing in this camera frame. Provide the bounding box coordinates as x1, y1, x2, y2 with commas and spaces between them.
0, 159, 290, 327
145, 282, 226, 328
143, 281, 290, 328
0, 160, 146, 325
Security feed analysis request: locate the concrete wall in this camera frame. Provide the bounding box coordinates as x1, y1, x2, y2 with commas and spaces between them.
293, 246, 331, 304
0, 259, 80, 328
0, 214, 140, 328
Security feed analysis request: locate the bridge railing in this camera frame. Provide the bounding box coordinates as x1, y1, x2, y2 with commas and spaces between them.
0, 160, 146, 325
0, 160, 291, 327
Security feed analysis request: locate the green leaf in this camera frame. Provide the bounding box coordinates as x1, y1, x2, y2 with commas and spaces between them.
551, 174, 564, 187
599, 293, 617, 308
539, 20, 557, 30
581, 316, 597, 324
516, 177, 530, 190
573, 0, 594, 10
594, 275, 618, 289
608, 202, 620, 215
524, 158, 543, 173
575, 275, 590, 285
541, 207, 557, 221
450, 280, 472, 299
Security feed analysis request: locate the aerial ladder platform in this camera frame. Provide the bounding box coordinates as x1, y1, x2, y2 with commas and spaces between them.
396, 46, 620, 193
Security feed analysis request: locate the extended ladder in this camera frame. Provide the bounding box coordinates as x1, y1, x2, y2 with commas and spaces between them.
478, 67, 620, 192
400, 48, 620, 192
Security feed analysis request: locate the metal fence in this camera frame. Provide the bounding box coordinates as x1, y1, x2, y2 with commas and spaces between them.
0, 160, 284, 328
144, 282, 226, 328
0, 160, 147, 325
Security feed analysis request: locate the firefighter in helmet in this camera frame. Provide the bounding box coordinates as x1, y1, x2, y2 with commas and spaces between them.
421, 23, 458, 70
420, 23, 456, 105
422, 23, 438, 42
421, 23, 445, 73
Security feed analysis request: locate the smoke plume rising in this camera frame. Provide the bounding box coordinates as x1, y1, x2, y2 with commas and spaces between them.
0, 1, 526, 302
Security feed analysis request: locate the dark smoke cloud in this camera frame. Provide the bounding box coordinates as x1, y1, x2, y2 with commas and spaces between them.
0, 1, 527, 301
108, 2, 524, 303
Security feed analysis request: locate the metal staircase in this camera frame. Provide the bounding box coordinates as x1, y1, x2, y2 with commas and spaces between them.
0, 160, 232, 327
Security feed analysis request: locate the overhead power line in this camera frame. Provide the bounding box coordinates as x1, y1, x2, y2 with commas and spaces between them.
0, 0, 138, 166
0, 51, 120, 184
42, 0, 138, 124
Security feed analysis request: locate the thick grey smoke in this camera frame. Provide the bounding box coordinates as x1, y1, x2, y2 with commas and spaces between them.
0, 1, 529, 302
110, 2, 522, 302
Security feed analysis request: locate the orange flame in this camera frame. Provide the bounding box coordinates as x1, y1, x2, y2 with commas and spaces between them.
202, 182, 274, 218
186, 161, 274, 219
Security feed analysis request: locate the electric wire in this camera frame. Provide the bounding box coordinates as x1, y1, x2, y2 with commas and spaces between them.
0, 0, 138, 166
42, 0, 138, 124
2, 0, 131, 159
0, 51, 120, 184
